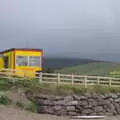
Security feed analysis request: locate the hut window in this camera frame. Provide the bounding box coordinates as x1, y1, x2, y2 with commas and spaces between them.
4, 56, 9, 68
16, 56, 28, 66
29, 56, 41, 67
16, 56, 41, 67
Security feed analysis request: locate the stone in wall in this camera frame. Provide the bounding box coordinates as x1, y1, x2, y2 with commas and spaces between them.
27, 93, 120, 116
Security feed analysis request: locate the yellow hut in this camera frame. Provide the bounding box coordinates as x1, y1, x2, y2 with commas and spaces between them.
0, 48, 43, 77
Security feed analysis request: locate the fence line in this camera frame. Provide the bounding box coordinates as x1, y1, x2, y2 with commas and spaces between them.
0, 68, 120, 88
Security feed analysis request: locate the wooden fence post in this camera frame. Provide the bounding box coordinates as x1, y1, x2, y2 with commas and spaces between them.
57, 73, 60, 84
109, 78, 111, 88
84, 76, 87, 88
72, 74, 74, 84
97, 77, 100, 85
39, 72, 42, 83
8, 69, 12, 80
8, 69, 10, 80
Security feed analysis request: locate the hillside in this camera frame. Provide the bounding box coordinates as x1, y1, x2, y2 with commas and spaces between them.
44, 57, 102, 69
0, 78, 119, 120
57, 62, 120, 76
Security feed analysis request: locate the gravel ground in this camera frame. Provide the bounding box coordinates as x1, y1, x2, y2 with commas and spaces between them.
0, 105, 119, 120
0, 105, 68, 120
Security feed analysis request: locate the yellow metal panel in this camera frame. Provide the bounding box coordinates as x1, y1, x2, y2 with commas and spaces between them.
15, 67, 41, 78
3, 51, 14, 69
15, 50, 42, 56
0, 57, 3, 70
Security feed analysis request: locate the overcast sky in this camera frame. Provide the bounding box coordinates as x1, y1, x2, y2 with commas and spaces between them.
1, 0, 120, 60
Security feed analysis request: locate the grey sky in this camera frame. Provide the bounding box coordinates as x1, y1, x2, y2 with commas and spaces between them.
0, 0, 120, 60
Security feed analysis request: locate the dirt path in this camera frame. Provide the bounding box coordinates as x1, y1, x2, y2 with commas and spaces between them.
0, 105, 68, 120
0, 105, 119, 120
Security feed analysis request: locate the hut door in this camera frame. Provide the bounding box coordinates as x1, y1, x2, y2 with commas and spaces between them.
4, 56, 9, 68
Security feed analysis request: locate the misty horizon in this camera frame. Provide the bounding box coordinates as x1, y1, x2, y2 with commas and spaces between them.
1, 0, 120, 61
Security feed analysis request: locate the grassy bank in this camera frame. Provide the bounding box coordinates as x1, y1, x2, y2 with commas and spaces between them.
3, 78, 120, 94
0, 76, 120, 115
0, 77, 120, 95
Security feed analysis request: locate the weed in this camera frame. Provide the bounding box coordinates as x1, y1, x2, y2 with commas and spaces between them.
0, 95, 12, 105
16, 101, 25, 109
25, 103, 38, 113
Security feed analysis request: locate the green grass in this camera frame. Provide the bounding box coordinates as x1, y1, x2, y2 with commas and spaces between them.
25, 103, 38, 113
16, 101, 25, 108
57, 62, 120, 76
0, 78, 13, 90
0, 95, 12, 105
25, 82, 120, 95
16, 101, 38, 113
0, 76, 120, 96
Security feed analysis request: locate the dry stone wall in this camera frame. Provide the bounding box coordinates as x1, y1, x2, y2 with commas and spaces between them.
29, 93, 120, 116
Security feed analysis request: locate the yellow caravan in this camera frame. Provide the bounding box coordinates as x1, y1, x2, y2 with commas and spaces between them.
0, 48, 43, 77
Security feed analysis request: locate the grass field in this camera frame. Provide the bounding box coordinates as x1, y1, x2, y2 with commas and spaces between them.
57, 62, 120, 76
